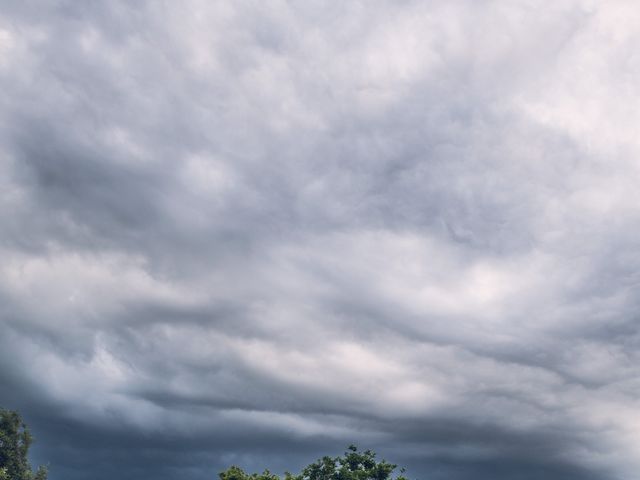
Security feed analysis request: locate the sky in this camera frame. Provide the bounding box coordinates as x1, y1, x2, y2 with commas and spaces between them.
1, 1, 639, 479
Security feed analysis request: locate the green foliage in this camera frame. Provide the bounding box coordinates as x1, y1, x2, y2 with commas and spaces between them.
219, 465, 281, 480
0, 408, 48, 480
219, 446, 407, 480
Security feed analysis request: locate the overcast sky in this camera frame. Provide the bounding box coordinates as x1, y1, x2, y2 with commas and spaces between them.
1, 1, 640, 479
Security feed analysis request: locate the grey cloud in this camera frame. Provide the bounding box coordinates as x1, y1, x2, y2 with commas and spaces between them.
1, 1, 638, 480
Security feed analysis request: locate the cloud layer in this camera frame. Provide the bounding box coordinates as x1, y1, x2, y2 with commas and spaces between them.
1, 1, 640, 479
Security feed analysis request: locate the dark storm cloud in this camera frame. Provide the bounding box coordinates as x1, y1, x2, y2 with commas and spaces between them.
1, 1, 639, 479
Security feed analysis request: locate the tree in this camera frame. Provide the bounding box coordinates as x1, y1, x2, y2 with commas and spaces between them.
219, 465, 281, 480
219, 445, 407, 480
0, 408, 47, 480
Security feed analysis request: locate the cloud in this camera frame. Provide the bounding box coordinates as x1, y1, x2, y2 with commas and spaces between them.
1, 1, 639, 479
